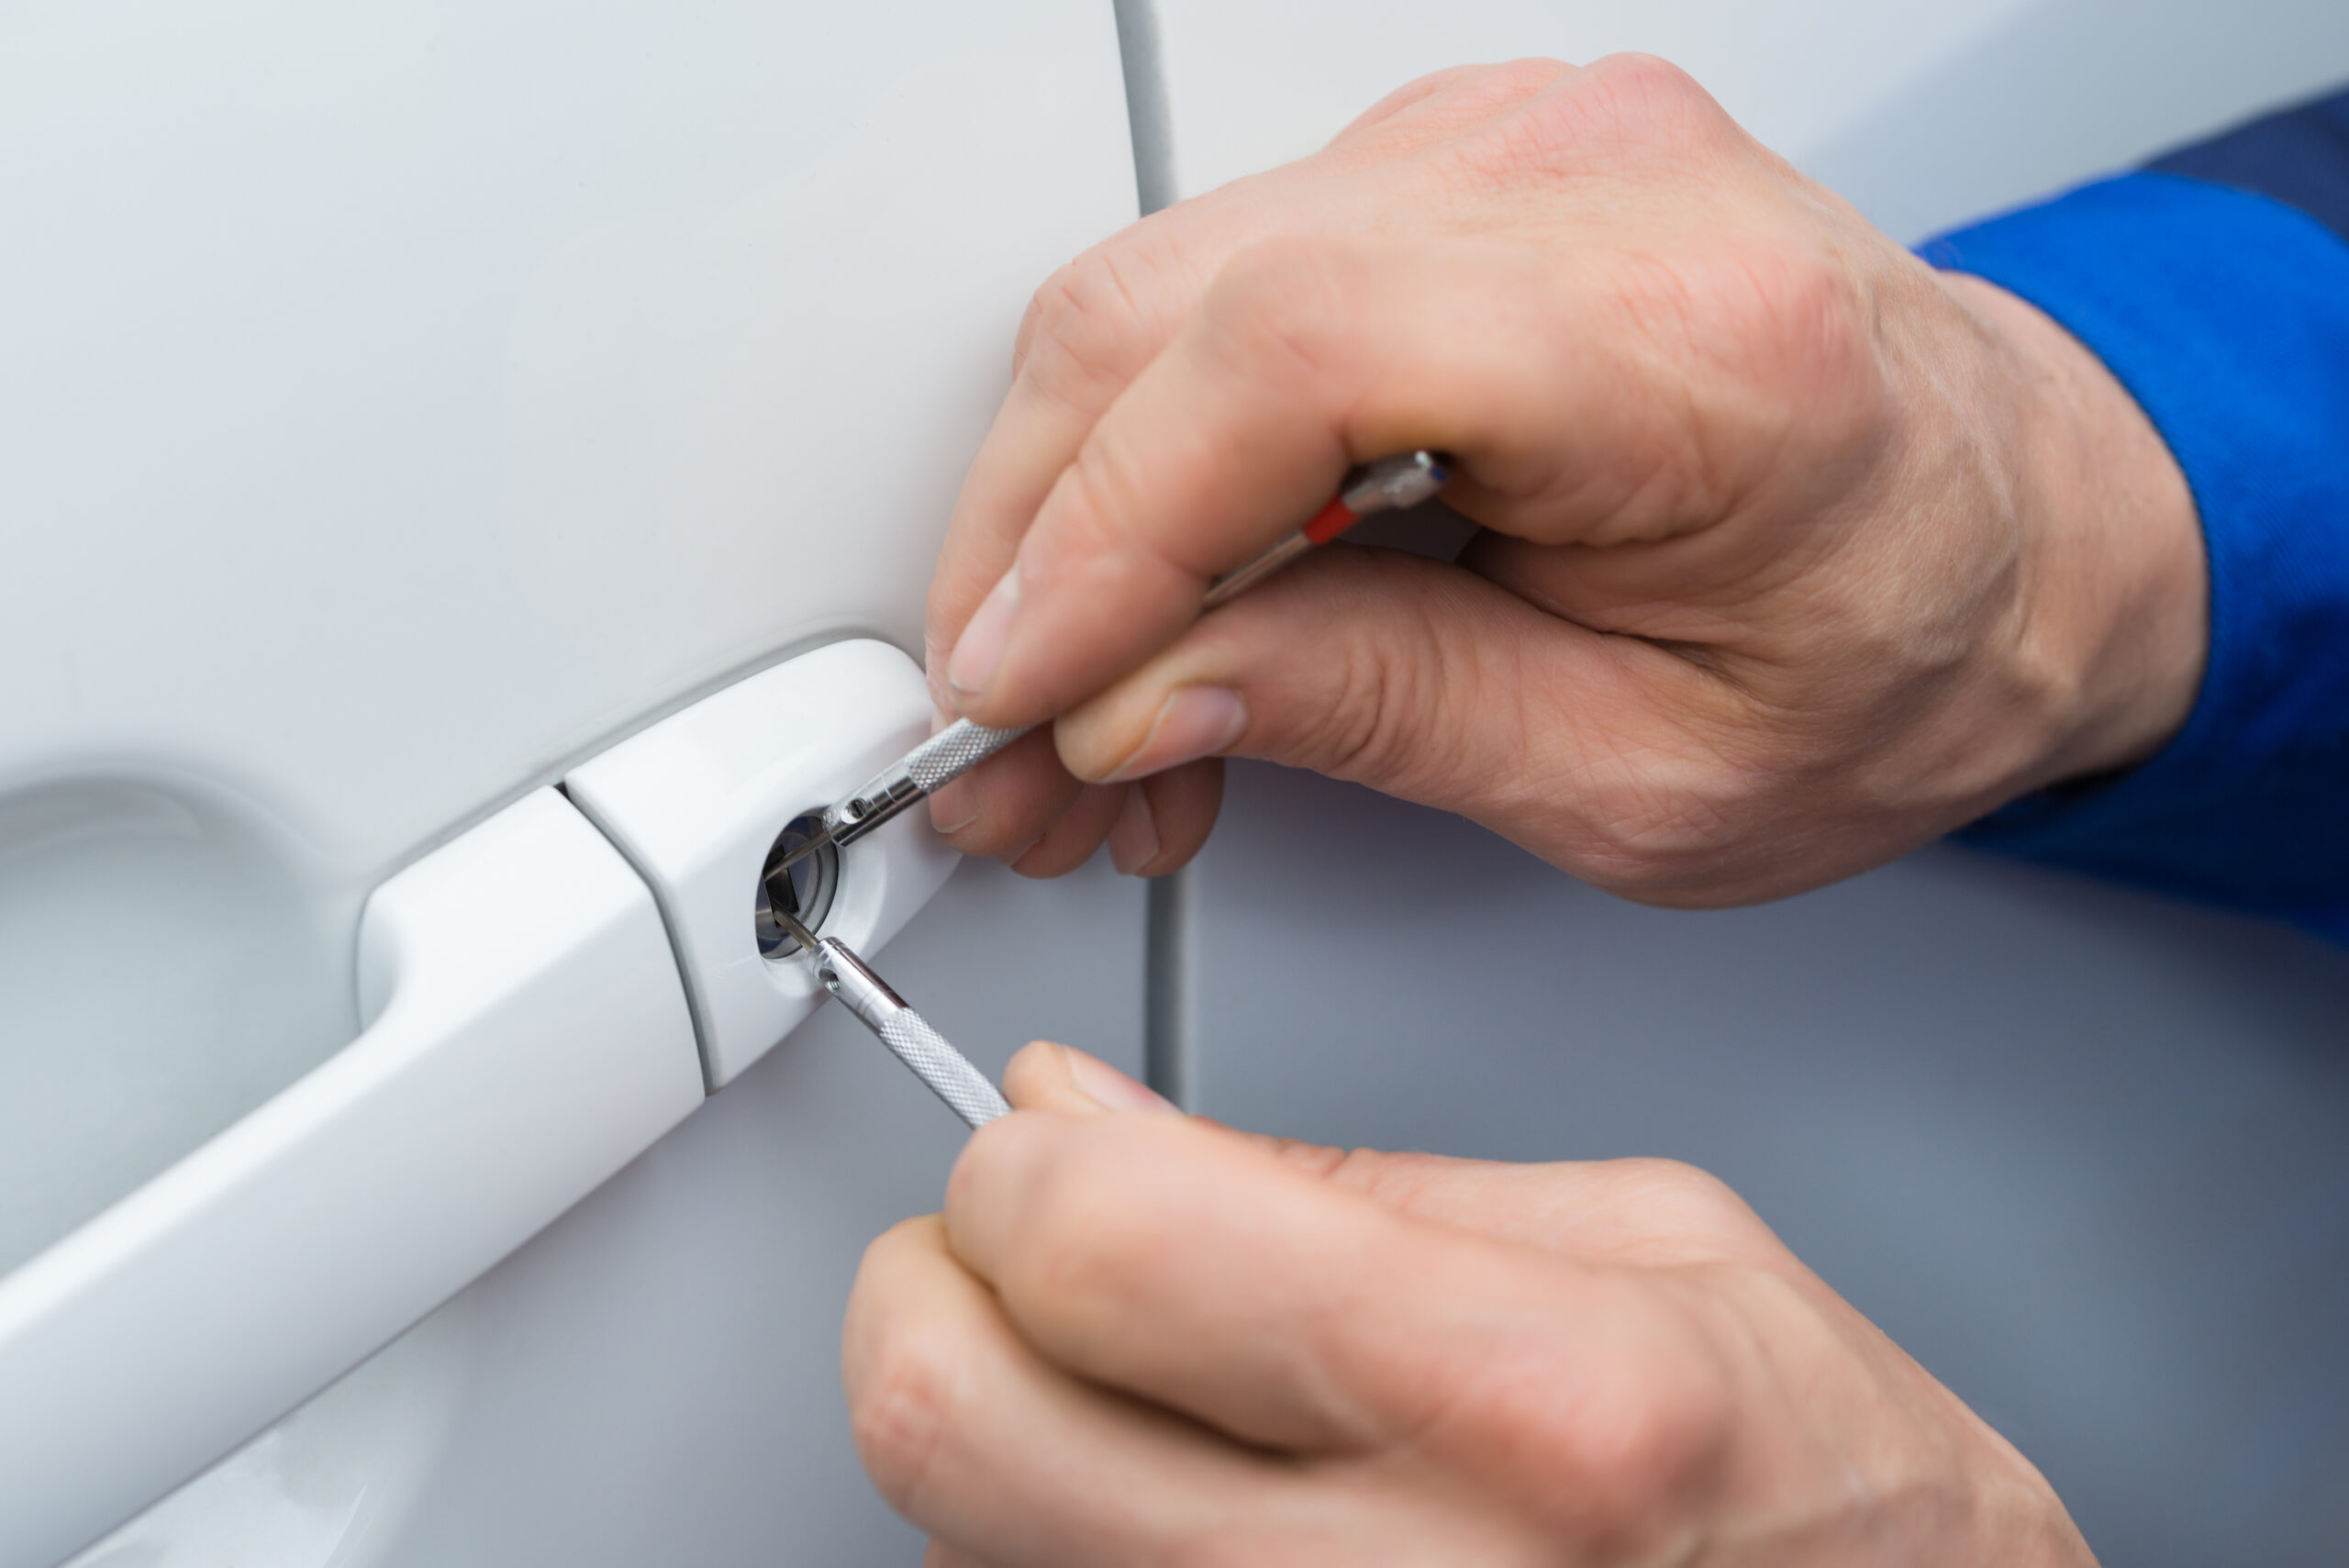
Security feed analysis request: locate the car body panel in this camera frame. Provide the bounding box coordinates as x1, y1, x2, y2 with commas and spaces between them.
7, 1, 1142, 1562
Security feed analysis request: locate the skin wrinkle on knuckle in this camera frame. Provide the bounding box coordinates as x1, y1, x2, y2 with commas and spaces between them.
1424, 58, 1577, 126
1579, 51, 1721, 152
1200, 239, 1364, 415
992, 484, 1197, 726
1008, 284, 1052, 379
1450, 94, 1612, 198
1555, 1301, 1737, 1547
1051, 420, 1199, 597
1019, 245, 1172, 414
1332, 61, 1575, 175
1299, 558, 1502, 803
845, 1254, 964, 1519
1605, 256, 1786, 538
1453, 51, 1719, 198
1522, 692, 1746, 893
1304, 630, 1402, 785
1743, 248, 1895, 505
850, 1331, 956, 1518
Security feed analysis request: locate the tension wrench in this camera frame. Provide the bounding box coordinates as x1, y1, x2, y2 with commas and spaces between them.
769, 449, 1451, 878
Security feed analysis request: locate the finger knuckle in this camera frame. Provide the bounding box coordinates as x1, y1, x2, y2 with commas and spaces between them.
1000, 1140, 1155, 1310
1058, 418, 1160, 565
1572, 52, 1720, 148
1019, 245, 1165, 411
1606, 239, 1879, 460
1497, 1307, 1731, 1550
1257, 556, 1447, 790
1470, 55, 1581, 97
1200, 238, 1359, 390
845, 1309, 961, 1514
1554, 736, 1750, 895
1299, 623, 1420, 786
1574, 1349, 1736, 1537
1451, 51, 1721, 187
1360, 58, 1545, 113
1329, 58, 1575, 170
1605, 1157, 1753, 1230
1712, 248, 1886, 445
1415, 57, 1578, 126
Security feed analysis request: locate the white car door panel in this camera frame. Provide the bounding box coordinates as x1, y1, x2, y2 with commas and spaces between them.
5, 0, 1142, 1562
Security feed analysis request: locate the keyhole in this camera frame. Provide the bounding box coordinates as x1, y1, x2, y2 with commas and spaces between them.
754, 814, 838, 959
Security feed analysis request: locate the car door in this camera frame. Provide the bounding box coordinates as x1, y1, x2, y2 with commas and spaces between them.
1130, 4, 2349, 1565
2, 5, 1143, 1564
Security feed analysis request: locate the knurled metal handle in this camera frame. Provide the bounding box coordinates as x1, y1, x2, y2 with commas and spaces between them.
903, 719, 1029, 792
876, 1010, 1010, 1129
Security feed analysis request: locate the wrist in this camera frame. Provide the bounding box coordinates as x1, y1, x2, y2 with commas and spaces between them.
1942, 271, 2208, 798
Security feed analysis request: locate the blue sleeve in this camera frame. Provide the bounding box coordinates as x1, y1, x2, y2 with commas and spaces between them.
1917, 88, 2349, 947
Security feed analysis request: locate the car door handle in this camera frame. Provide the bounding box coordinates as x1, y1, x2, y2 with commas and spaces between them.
0, 788, 705, 1568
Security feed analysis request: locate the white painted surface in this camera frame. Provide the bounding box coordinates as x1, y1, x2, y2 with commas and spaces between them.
0, 789, 703, 1568
1, 0, 1143, 1561
1148, 0, 2349, 239
0, 780, 353, 1278
61, 1296, 480, 1568
0, 1, 1136, 883
1145, 5, 2349, 1562
565, 639, 959, 1087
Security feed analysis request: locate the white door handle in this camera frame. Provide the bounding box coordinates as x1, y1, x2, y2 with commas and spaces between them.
0, 789, 704, 1568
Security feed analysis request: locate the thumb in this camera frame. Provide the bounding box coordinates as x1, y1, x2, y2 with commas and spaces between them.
1001, 1040, 1182, 1118
1051, 544, 1719, 856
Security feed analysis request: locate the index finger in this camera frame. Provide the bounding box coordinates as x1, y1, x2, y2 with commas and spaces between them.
924, 246, 1194, 684
943, 1106, 1716, 1457
918, 62, 1546, 672
936, 231, 1687, 730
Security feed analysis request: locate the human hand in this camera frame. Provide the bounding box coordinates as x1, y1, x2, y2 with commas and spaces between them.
843, 1043, 2096, 1565
923, 55, 2203, 903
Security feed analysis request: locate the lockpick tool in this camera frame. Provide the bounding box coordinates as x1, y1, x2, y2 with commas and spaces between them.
767, 449, 1451, 882
769, 903, 1011, 1129
763, 449, 1452, 1127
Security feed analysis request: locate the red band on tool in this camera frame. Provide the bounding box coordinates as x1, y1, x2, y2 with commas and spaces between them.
1300, 496, 1357, 544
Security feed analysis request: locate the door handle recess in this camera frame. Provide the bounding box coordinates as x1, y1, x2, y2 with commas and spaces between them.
0, 789, 704, 1568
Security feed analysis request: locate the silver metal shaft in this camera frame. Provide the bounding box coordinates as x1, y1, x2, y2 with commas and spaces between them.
772, 906, 1008, 1129
770, 450, 1451, 877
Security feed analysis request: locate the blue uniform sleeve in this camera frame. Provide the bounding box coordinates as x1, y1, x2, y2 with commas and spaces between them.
1917, 89, 2349, 946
